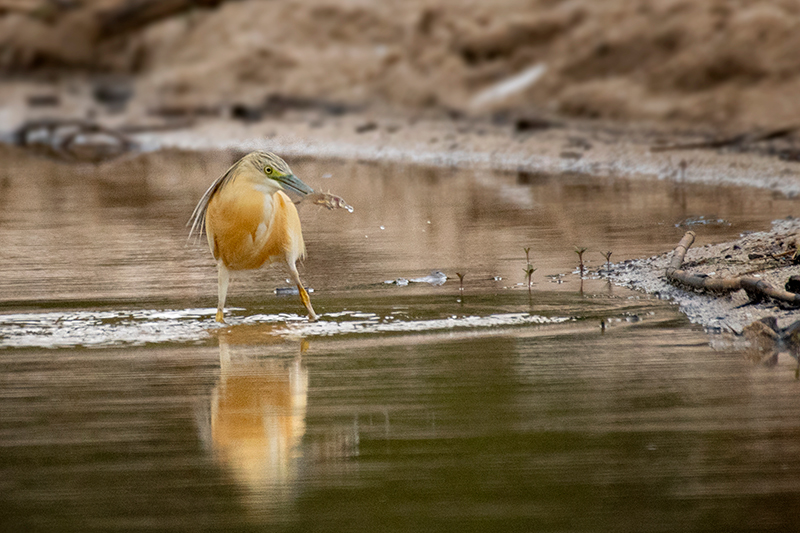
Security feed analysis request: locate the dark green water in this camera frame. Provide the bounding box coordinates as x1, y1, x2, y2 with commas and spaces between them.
2, 148, 800, 531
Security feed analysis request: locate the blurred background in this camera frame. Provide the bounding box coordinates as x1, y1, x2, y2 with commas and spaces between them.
2, 0, 800, 132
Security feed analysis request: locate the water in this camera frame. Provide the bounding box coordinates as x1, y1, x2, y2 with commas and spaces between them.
2, 147, 800, 531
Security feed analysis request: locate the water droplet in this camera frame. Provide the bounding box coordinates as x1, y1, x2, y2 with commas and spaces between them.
379, 225, 385, 230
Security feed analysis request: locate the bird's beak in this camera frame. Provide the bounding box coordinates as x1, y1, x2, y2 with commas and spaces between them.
277, 173, 315, 196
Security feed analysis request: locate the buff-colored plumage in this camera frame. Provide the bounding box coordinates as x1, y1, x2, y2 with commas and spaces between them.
189, 151, 317, 322
205, 180, 303, 270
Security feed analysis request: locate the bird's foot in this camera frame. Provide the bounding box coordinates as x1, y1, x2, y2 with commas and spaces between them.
296, 284, 318, 322
215, 309, 225, 323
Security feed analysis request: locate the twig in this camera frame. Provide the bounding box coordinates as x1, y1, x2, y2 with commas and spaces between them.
523, 265, 536, 293
602, 251, 612, 274
574, 247, 587, 279
523, 247, 535, 293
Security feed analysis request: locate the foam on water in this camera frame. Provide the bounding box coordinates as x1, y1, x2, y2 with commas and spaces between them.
0, 308, 217, 349
269, 311, 571, 337
0, 308, 571, 349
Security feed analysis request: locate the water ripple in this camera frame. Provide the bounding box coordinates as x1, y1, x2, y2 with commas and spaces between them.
0, 308, 571, 349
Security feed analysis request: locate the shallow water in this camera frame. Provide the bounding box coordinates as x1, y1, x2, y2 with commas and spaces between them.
2, 148, 800, 531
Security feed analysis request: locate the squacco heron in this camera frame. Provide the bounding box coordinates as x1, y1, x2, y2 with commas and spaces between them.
189, 151, 318, 323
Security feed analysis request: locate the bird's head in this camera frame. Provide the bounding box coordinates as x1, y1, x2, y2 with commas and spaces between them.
244, 150, 314, 196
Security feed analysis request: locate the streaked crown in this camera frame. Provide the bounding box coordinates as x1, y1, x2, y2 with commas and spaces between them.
244, 150, 293, 177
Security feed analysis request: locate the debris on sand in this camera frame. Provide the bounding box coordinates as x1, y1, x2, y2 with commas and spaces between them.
611, 218, 800, 333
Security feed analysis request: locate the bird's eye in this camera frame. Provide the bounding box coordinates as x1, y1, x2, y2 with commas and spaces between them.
264, 166, 273, 175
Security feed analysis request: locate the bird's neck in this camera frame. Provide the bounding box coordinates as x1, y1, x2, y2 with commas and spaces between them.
238, 173, 282, 196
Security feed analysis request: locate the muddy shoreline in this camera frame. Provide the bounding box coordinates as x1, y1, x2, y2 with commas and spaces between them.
610, 217, 800, 333
7, 104, 800, 195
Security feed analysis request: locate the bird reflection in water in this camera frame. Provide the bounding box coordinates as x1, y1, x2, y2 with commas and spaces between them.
206, 323, 309, 515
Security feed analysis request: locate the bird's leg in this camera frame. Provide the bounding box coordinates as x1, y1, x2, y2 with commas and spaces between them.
216, 262, 230, 323
287, 263, 317, 322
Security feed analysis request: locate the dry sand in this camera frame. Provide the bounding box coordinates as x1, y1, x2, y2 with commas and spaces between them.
3, 0, 800, 130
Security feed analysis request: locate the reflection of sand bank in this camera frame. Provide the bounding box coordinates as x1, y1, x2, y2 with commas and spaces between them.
209, 324, 308, 512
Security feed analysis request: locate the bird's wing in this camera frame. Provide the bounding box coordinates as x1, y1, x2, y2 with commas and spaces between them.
187, 161, 239, 241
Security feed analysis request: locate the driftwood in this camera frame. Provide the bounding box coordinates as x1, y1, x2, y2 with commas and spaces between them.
666, 231, 800, 306
13, 118, 136, 161
13, 116, 200, 154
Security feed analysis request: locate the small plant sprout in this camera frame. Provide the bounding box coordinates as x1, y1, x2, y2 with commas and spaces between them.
523, 264, 537, 293
603, 251, 613, 274
575, 247, 588, 278
523, 247, 536, 293
456, 272, 465, 293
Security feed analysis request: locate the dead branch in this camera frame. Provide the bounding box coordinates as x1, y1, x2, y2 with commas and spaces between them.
739, 278, 800, 305
666, 231, 800, 306
13, 118, 136, 161
666, 230, 696, 271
